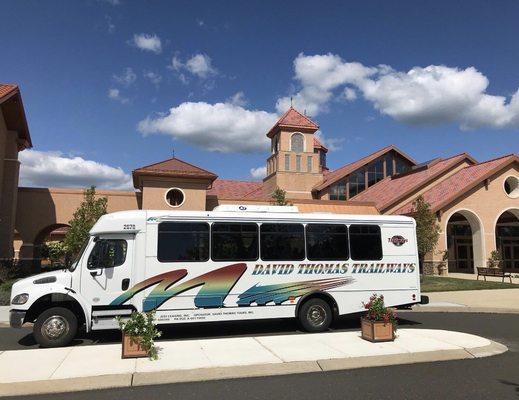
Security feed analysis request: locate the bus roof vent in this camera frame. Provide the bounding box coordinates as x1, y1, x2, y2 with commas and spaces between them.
213, 205, 299, 213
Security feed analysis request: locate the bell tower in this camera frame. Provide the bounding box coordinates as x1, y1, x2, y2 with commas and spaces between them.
263, 107, 324, 199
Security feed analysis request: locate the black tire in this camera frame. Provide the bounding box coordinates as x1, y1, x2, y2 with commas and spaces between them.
298, 298, 333, 332
33, 307, 78, 348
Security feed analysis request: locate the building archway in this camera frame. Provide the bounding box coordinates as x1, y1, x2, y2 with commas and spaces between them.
446, 210, 484, 273
495, 209, 519, 271
33, 223, 70, 261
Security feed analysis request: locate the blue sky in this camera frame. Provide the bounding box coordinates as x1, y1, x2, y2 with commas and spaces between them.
2, 0, 519, 190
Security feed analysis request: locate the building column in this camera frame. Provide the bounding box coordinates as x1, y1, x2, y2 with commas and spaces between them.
0, 131, 20, 260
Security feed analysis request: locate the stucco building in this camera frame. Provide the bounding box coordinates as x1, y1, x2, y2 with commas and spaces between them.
2, 83, 518, 274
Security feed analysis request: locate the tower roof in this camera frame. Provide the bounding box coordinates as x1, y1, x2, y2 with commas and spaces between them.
267, 107, 319, 138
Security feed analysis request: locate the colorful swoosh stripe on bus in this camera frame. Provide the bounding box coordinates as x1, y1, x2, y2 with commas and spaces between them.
237, 277, 353, 306
111, 263, 247, 311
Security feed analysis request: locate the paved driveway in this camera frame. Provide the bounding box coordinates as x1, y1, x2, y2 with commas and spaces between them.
1, 312, 519, 399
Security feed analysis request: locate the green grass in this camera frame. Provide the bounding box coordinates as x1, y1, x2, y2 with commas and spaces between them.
0, 279, 17, 306
421, 276, 519, 292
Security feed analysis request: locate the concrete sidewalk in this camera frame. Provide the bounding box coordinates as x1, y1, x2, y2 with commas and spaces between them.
0, 329, 506, 396
0, 307, 8, 325
414, 288, 519, 313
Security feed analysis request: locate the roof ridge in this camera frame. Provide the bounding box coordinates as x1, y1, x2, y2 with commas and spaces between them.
134, 156, 216, 176
471, 153, 517, 166
214, 178, 259, 184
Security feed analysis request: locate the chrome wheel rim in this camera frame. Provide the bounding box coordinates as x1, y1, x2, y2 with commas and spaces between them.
41, 315, 69, 340
307, 305, 326, 327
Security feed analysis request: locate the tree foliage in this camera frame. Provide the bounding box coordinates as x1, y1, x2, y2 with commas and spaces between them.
64, 187, 108, 257
271, 187, 288, 206
413, 195, 440, 259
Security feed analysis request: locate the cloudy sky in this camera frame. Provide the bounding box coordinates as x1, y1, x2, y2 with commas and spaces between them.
2, 0, 519, 190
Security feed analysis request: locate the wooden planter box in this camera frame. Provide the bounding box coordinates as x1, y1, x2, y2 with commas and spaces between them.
121, 333, 148, 358
361, 318, 395, 342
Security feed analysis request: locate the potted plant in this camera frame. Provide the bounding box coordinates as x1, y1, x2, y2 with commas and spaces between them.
487, 250, 502, 269
118, 311, 162, 359
361, 294, 397, 342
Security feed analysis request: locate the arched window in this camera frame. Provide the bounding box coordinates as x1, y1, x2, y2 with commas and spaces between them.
291, 133, 304, 153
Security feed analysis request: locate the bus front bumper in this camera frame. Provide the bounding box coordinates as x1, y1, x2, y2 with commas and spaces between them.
9, 310, 26, 328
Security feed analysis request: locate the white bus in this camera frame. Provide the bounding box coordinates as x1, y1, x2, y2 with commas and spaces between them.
10, 206, 422, 347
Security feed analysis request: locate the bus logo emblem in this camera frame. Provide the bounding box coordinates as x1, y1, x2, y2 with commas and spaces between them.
389, 235, 408, 246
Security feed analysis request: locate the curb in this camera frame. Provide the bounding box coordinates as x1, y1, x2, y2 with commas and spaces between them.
406, 306, 519, 314
0, 340, 507, 397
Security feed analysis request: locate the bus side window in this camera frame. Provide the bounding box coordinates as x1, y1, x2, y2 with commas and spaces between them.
212, 222, 259, 261
157, 222, 209, 262
260, 223, 305, 261
306, 224, 349, 261
349, 225, 383, 261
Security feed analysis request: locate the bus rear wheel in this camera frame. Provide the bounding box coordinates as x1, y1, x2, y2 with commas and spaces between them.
298, 298, 332, 332
33, 307, 78, 348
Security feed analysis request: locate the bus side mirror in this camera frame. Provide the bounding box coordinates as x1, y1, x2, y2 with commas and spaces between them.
90, 269, 102, 277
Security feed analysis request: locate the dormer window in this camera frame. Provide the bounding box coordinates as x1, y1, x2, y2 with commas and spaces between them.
291, 133, 304, 153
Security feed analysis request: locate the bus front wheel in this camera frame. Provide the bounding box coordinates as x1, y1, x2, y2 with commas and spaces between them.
33, 307, 78, 348
298, 298, 332, 332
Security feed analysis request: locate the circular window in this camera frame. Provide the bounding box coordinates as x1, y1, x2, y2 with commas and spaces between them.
504, 176, 519, 199
165, 188, 185, 207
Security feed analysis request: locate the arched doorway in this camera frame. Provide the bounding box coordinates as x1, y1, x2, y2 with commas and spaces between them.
33, 224, 70, 265
446, 210, 484, 273
495, 210, 519, 271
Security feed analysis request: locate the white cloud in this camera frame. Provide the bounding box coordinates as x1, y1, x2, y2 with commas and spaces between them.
276, 53, 376, 116
113, 67, 136, 86
278, 53, 519, 130
132, 33, 162, 54
138, 101, 278, 153
315, 131, 344, 152
99, 0, 120, 5
185, 54, 217, 78
19, 150, 133, 190
107, 88, 129, 104
343, 87, 357, 101
250, 166, 266, 180
143, 70, 162, 86
227, 91, 247, 107
105, 15, 115, 33
170, 53, 217, 79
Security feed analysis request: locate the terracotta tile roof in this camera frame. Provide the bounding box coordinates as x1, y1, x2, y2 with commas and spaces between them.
0, 84, 18, 102
394, 154, 519, 214
312, 145, 417, 192
207, 179, 266, 200
352, 153, 476, 211
133, 157, 217, 188
267, 107, 319, 138
313, 137, 328, 152
0, 83, 32, 149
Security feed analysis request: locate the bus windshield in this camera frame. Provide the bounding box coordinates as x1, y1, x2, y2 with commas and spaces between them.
68, 239, 90, 272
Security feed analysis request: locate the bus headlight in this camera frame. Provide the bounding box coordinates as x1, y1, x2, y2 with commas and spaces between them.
12, 293, 29, 305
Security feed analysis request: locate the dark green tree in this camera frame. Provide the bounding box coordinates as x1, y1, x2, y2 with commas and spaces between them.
413, 195, 440, 269
64, 187, 107, 257
271, 187, 288, 206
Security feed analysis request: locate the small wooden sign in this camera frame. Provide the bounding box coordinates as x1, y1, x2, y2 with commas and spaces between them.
121, 333, 148, 358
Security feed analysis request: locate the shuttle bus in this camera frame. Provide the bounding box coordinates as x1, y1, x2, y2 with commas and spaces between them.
10, 205, 422, 347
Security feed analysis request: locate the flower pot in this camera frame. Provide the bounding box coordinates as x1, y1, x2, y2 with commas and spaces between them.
121, 333, 148, 358
361, 318, 395, 342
